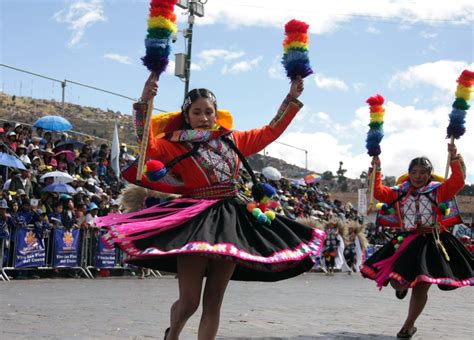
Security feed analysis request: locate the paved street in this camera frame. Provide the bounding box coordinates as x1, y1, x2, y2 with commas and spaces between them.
1, 272, 472, 339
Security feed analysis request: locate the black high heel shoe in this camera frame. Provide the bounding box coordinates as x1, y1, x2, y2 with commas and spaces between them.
164, 327, 170, 340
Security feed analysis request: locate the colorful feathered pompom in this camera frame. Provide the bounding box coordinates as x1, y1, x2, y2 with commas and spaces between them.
247, 183, 278, 226
447, 69, 474, 139
144, 159, 167, 181
281, 19, 314, 81
365, 94, 385, 157
142, 0, 178, 77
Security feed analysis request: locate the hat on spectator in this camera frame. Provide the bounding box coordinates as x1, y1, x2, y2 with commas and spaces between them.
87, 178, 95, 185
7, 131, 16, 137
43, 148, 54, 155
32, 136, 42, 142
0, 199, 8, 209
14, 123, 23, 129
60, 194, 72, 201
16, 189, 26, 196
61, 132, 69, 138
17, 144, 27, 150
0, 128, 4, 134
87, 202, 98, 212
109, 199, 120, 207
75, 187, 85, 194
30, 145, 40, 151
84, 136, 94, 142
83, 166, 93, 173
74, 174, 85, 182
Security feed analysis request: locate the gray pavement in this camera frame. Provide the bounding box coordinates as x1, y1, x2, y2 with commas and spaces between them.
1, 272, 473, 339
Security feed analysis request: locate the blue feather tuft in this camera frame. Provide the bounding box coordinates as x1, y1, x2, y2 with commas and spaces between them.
447, 108, 466, 139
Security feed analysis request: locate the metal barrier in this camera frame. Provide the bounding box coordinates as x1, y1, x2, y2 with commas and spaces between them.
1, 224, 161, 281
1, 224, 90, 281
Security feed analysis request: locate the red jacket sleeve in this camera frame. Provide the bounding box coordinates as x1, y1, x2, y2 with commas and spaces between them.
232, 94, 303, 157
373, 171, 398, 203
436, 157, 466, 202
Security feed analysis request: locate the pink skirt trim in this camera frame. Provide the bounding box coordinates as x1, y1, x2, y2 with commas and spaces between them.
96, 198, 219, 244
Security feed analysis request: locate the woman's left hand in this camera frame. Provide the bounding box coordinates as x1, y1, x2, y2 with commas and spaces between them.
289, 77, 304, 98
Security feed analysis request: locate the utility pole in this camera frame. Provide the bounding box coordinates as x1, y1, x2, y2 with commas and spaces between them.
175, 0, 205, 98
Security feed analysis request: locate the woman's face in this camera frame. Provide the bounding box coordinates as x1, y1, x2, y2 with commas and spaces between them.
409, 165, 430, 188
187, 97, 216, 130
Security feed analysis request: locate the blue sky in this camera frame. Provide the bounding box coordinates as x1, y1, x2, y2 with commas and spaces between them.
2, 0, 473, 183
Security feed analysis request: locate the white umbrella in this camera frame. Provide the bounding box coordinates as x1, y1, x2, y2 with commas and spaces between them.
40, 171, 74, 184
262, 166, 282, 181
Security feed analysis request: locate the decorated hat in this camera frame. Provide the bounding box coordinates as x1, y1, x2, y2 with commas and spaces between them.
150, 109, 234, 139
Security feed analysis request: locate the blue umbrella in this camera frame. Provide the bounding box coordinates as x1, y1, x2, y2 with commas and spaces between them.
33, 115, 72, 131
0, 152, 26, 170
43, 183, 76, 194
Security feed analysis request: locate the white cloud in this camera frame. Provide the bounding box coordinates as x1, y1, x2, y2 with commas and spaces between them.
53, 0, 106, 47
314, 75, 349, 91
366, 26, 380, 34
197, 1, 473, 34
222, 56, 263, 75
197, 49, 245, 68
353, 82, 366, 92
389, 60, 474, 92
268, 56, 285, 79
266, 101, 473, 183
103, 53, 132, 65
420, 31, 438, 39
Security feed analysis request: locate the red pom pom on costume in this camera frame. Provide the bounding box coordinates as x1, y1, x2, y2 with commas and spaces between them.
145, 159, 165, 172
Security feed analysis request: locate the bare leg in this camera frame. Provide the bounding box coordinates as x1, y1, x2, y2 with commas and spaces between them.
198, 259, 236, 340
167, 255, 208, 340
401, 282, 431, 330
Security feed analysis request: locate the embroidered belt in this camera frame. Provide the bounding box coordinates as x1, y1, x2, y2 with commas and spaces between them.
188, 184, 238, 199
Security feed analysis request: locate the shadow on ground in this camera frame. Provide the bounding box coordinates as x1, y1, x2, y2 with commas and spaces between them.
219, 331, 396, 340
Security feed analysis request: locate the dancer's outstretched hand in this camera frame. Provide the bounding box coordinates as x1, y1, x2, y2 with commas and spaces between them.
289, 76, 304, 98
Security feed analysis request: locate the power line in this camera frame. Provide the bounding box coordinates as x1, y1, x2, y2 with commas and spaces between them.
0, 63, 168, 113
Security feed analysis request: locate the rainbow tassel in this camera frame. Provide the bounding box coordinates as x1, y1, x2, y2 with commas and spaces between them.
447, 69, 474, 139
282, 19, 313, 80
142, 0, 178, 77
365, 94, 385, 157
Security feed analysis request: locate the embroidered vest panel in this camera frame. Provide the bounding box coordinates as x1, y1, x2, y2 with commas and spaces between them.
190, 138, 238, 186
401, 193, 436, 231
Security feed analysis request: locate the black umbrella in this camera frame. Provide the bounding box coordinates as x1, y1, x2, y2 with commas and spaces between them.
53, 140, 85, 151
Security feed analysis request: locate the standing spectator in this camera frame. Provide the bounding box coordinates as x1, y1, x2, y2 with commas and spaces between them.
16, 144, 31, 165
9, 165, 33, 198
48, 203, 63, 228
6, 131, 18, 151
85, 203, 99, 229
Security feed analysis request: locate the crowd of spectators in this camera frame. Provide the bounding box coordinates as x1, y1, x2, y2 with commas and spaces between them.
0, 120, 135, 233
